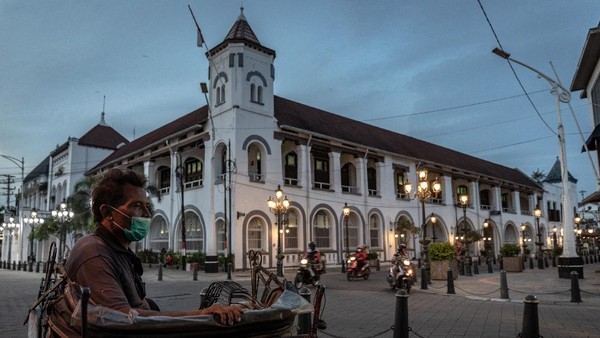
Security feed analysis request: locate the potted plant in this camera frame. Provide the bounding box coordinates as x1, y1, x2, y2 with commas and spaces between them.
499, 243, 523, 272
367, 251, 380, 270
428, 242, 458, 280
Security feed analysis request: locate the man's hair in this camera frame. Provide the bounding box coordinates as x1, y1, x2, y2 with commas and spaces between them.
91, 168, 147, 222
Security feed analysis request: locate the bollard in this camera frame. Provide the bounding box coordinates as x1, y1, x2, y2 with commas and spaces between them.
487, 257, 493, 273
447, 268, 455, 294
473, 261, 479, 275
43, 262, 47, 274
193, 264, 198, 281
29, 261, 33, 272
520, 295, 539, 338
529, 257, 534, 269
500, 270, 509, 299
13, 261, 16, 270
36, 261, 40, 273
17, 261, 21, 271
393, 289, 409, 338
499, 256, 503, 271
199, 287, 208, 308
420, 267, 427, 290
298, 287, 311, 334
544, 256, 549, 268
570, 271, 582, 303
158, 264, 163, 281
552, 255, 556, 267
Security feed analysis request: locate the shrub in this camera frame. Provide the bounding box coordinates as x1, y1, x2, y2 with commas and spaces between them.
428, 242, 455, 261
499, 243, 521, 257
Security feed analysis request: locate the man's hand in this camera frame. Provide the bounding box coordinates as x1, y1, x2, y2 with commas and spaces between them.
203, 304, 244, 325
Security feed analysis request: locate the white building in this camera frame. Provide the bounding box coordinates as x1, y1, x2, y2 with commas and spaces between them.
86, 9, 569, 272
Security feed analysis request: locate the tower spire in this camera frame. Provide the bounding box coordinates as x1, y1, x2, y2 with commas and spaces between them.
99, 95, 108, 126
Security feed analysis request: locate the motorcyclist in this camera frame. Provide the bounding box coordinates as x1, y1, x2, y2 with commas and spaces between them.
354, 245, 368, 270
391, 244, 409, 282
304, 241, 321, 277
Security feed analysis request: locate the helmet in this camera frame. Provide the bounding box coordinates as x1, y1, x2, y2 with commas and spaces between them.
356, 245, 362, 252
308, 241, 316, 250
398, 244, 407, 253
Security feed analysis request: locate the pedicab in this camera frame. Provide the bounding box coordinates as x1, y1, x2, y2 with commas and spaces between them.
25, 246, 326, 337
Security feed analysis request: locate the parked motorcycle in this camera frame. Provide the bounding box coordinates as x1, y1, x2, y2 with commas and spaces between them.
387, 256, 414, 293
346, 255, 370, 281
294, 258, 320, 288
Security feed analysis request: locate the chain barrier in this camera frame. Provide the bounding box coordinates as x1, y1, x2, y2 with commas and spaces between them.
318, 325, 393, 338
427, 283, 447, 289
453, 284, 501, 296
408, 326, 426, 338
580, 289, 600, 297
509, 288, 569, 295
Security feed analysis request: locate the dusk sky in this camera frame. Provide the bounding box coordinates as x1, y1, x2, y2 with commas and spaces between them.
1, 1, 600, 206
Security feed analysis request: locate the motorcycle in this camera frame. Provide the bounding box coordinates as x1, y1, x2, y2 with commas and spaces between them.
387, 256, 414, 293
294, 258, 320, 288
346, 255, 370, 281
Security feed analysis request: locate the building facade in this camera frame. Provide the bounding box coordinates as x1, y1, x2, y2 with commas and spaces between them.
85, 9, 574, 272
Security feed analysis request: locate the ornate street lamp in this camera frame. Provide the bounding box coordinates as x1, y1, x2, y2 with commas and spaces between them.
458, 194, 472, 276
342, 202, 351, 273
430, 214, 437, 243
552, 225, 558, 267
403, 168, 442, 284
1, 217, 20, 264
534, 207, 544, 269
521, 223, 527, 263
52, 202, 74, 263
24, 210, 44, 262
267, 185, 289, 277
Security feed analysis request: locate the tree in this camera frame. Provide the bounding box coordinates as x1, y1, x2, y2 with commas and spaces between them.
531, 169, 546, 184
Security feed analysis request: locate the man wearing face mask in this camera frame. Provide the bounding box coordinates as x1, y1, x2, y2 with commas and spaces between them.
64, 168, 243, 325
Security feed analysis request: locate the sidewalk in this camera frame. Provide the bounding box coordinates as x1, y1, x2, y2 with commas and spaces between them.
419, 260, 600, 305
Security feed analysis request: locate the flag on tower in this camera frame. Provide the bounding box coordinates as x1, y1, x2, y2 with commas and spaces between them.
188, 5, 205, 48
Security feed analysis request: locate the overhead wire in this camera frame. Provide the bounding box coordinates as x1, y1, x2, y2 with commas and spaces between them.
476, 0, 556, 136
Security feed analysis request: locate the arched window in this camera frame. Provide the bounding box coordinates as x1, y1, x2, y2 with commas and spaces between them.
314, 210, 331, 248
216, 219, 226, 252
284, 152, 298, 186
250, 83, 256, 102
285, 210, 298, 250
184, 158, 202, 188
216, 87, 221, 106
248, 144, 262, 182
220, 85, 226, 104
150, 216, 169, 251
257, 86, 263, 104
367, 167, 377, 196
341, 163, 356, 193
456, 185, 468, 204
157, 166, 171, 194
369, 214, 379, 248
345, 213, 359, 249
184, 211, 204, 252
248, 217, 264, 250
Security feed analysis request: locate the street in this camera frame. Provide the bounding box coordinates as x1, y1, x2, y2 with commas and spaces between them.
2, 262, 600, 337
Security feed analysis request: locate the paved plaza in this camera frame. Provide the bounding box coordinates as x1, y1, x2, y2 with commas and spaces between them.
2, 260, 600, 337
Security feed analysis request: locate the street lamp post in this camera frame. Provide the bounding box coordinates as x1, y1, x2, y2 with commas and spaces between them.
492, 48, 581, 279
521, 224, 527, 263
403, 169, 442, 284
459, 194, 472, 276
552, 225, 558, 267
534, 208, 544, 269
52, 202, 74, 263
24, 210, 44, 262
267, 185, 289, 277
342, 203, 351, 273
430, 214, 437, 243
1, 217, 20, 264
1, 154, 25, 261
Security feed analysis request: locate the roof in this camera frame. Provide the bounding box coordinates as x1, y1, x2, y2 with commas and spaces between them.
542, 157, 577, 184
207, 7, 275, 58
274, 96, 541, 190
571, 24, 600, 98
582, 190, 600, 204
89, 106, 208, 172
24, 155, 50, 183
583, 123, 600, 151
78, 124, 128, 150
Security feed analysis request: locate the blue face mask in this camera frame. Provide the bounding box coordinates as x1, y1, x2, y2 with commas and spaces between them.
107, 205, 150, 242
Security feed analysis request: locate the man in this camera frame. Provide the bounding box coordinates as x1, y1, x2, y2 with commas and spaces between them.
304, 241, 321, 277
65, 168, 243, 325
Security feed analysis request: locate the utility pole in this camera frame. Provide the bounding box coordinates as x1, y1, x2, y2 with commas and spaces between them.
0, 175, 15, 213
